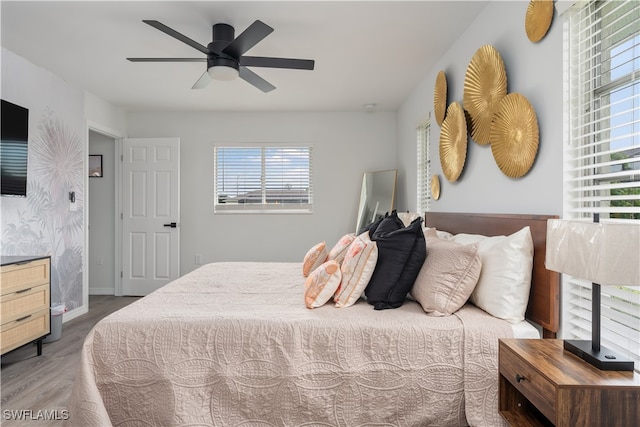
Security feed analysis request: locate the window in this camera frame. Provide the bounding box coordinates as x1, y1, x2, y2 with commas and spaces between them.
565, 0, 639, 368
214, 144, 313, 213
417, 119, 431, 214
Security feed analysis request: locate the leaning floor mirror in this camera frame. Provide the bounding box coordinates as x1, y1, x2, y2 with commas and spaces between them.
355, 169, 397, 234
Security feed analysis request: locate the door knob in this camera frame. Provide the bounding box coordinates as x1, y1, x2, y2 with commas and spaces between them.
163, 222, 177, 228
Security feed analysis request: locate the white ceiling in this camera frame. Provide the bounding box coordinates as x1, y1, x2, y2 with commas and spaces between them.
1, 1, 489, 113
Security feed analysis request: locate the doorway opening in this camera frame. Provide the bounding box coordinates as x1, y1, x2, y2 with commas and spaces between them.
88, 130, 116, 295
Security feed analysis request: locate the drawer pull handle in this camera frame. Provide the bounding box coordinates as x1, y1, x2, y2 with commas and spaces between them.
516, 374, 526, 383
15, 288, 33, 294
16, 314, 32, 322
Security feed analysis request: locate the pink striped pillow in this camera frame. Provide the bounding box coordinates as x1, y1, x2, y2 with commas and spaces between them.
305, 260, 342, 309
302, 241, 328, 277
328, 233, 356, 264
334, 233, 378, 308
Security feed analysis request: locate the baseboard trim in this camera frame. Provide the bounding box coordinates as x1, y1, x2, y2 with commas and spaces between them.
63, 305, 88, 323
89, 288, 115, 295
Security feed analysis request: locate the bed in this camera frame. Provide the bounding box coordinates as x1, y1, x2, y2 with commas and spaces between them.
67, 212, 559, 426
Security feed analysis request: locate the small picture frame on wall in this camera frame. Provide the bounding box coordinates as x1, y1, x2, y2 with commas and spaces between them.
89, 154, 103, 178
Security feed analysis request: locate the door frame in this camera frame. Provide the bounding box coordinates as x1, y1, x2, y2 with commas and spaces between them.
84, 121, 125, 313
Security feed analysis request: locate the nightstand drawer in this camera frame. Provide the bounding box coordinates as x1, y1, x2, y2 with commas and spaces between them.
500, 344, 556, 422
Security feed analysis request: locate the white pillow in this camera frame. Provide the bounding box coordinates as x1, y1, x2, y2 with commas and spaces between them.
450, 226, 533, 323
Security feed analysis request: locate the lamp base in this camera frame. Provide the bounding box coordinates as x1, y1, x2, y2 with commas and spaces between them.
564, 340, 634, 371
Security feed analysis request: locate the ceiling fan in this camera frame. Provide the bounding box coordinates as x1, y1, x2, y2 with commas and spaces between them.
127, 20, 315, 92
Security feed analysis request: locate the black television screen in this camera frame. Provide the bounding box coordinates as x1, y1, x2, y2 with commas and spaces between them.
1, 99, 29, 197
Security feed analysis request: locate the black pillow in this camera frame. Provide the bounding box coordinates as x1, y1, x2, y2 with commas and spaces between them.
365, 213, 426, 310
360, 211, 389, 236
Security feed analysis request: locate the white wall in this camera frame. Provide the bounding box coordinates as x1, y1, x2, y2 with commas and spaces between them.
85, 92, 127, 138
396, 1, 563, 216
88, 130, 116, 295
127, 111, 397, 274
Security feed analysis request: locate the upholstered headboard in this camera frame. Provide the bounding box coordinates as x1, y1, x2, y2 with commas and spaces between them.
424, 212, 560, 338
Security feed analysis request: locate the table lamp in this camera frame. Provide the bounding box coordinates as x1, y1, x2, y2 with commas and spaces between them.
546, 216, 640, 371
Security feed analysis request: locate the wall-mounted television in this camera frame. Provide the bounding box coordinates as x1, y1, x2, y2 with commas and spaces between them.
1, 99, 29, 197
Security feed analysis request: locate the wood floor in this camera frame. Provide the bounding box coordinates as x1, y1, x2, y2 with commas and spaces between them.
1, 295, 139, 426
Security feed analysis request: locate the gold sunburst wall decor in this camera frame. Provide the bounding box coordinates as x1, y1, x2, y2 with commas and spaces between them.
434, 71, 447, 126
525, 0, 554, 43
431, 174, 441, 200
489, 93, 539, 178
439, 102, 468, 182
463, 45, 507, 145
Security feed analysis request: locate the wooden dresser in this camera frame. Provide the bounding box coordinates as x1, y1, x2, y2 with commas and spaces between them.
1, 256, 51, 356
499, 338, 640, 427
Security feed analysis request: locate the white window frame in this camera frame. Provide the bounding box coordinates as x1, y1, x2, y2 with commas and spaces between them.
564, 0, 640, 370
417, 119, 431, 214
214, 143, 313, 214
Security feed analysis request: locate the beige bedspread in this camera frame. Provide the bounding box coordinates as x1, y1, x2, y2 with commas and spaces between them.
67, 262, 512, 426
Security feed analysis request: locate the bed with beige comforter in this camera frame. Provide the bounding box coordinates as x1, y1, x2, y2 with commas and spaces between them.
67, 262, 512, 426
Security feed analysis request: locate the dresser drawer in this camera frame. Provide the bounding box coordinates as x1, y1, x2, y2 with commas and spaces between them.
500, 343, 556, 422
0, 284, 50, 325
0, 258, 50, 295
1, 308, 50, 354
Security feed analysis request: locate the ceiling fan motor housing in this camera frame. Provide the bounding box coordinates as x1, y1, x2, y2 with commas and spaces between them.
207, 55, 238, 70
208, 23, 239, 70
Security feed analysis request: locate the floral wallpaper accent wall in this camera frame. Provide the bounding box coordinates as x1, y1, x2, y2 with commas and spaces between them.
1, 48, 85, 311
2, 110, 84, 309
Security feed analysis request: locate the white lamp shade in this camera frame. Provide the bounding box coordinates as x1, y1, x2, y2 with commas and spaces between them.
208, 65, 239, 81
546, 219, 640, 286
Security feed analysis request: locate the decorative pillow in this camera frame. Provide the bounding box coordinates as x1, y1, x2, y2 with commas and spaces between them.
398, 212, 421, 227
450, 226, 534, 323
423, 226, 454, 240
328, 233, 356, 264
334, 233, 378, 308
362, 212, 388, 237
302, 241, 328, 277
365, 213, 427, 310
304, 260, 342, 309
411, 233, 482, 316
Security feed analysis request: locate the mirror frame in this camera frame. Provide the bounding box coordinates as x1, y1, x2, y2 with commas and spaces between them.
355, 169, 397, 234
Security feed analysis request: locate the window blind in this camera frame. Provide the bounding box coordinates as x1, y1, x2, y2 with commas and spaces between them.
565, 0, 640, 368
214, 145, 312, 213
417, 120, 431, 214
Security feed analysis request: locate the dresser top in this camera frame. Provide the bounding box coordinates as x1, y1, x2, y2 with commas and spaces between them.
1, 255, 51, 266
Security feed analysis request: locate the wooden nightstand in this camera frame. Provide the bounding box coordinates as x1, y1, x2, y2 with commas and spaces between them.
499, 339, 640, 427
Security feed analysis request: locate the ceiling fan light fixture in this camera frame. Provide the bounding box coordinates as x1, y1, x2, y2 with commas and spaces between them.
208, 65, 239, 81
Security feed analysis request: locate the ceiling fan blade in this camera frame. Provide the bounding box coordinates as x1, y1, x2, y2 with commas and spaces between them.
127, 58, 206, 62
240, 56, 315, 70
191, 70, 212, 89
239, 66, 275, 93
143, 20, 209, 55
223, 20, 273, 58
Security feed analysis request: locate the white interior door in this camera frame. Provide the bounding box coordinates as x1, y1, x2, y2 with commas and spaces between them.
122, 137, 180, 296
